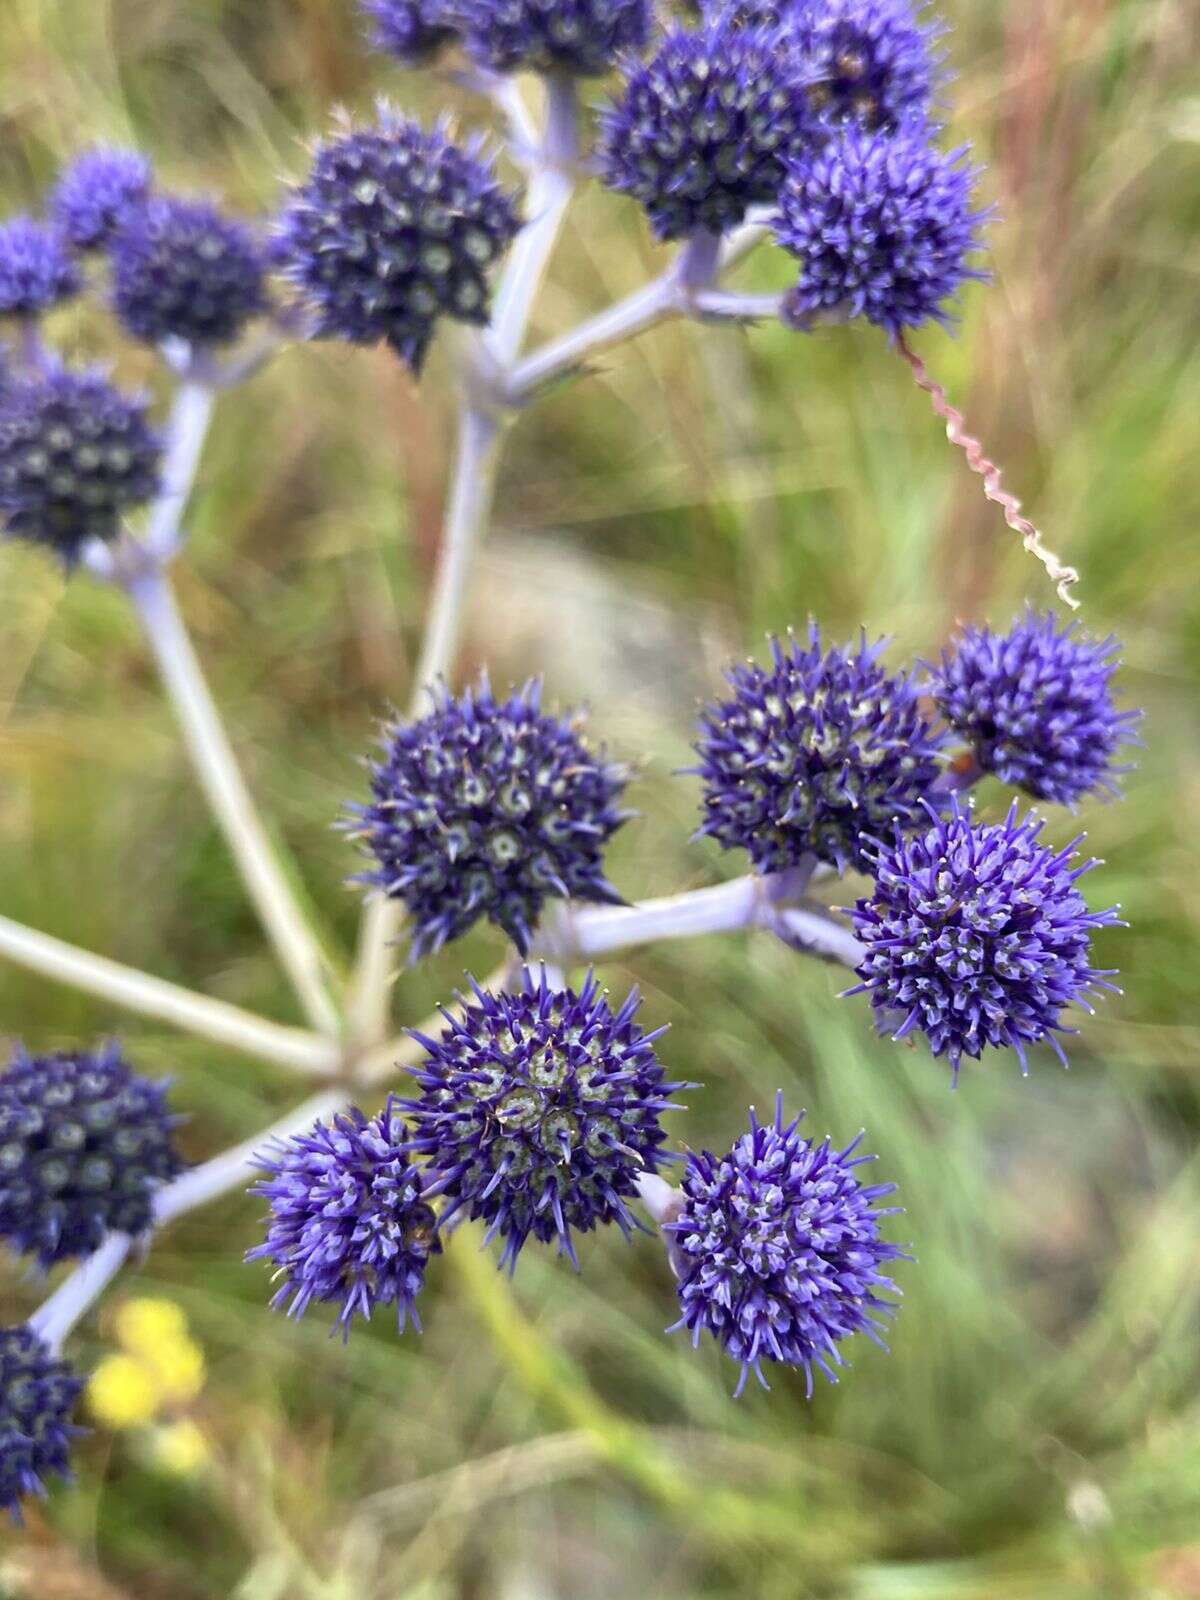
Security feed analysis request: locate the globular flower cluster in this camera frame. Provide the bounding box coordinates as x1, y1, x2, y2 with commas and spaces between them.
362, 0, 461, 63
0, 366, 161, 563
110, 195, 268, 347
786, 0, 941, 132
694, 626, 944, 876
668, 1096, 903, 1395
849, 801, 1122, 1073
459, 0, 653, 77
0, 217, 80, 318
598, 21, 820, 241
278, 108, 522, 372
350, 675, 629, 959
49, 148, 153, 251
0, 1325, 84, 1521
0, 1041, 184, 1269
775, 122, 988, 335
248, 1101, 439, 1335
405, 969, 683, 1271
930, 610, 1140, 807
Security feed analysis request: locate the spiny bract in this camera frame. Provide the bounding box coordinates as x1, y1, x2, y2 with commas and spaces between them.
848, 800, 1123, 1074
694, 625, 945, 876
405, 969, 684, 1272
930, 610, 1140, 807
349, 674, 630, 959
0, 1041, 184, 1269
667, 1094, 904, 1396
247, 1100, 439, 1337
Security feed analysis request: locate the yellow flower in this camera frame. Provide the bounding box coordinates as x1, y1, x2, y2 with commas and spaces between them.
145, 1419, 211, 1478
87, 1353, 160, 1430
113, 1296, 188, 1355
142, 1334, 206, 1406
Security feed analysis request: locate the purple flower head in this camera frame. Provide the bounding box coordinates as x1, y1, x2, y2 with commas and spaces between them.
361, 0, 461, 62
247, 1100, 438, 1338
0, 1042, 184, 1270
404, 969, 684, 1272
49, 148, 153, 251
459, 0, 653, 77
775, 121, 989, 335
694, 625, 945, 876
0, 217, 80, 317
349, 674, 630, 960
277, 108, 522, 372
848, 800, 1123, 1075
110, 194, 268, 347
0, 365, 161, 564
599, 20, 822, 241
0, 1326, 84, 1522
667, 1095, 904, 1397
930, 610, 1141, 807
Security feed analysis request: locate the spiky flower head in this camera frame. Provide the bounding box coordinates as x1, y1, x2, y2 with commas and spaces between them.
930, 610, 1140, 808
599, 20, 820, 241
350, 674, 629, 959
247, 1100, 438, 1337
459, 0, 653, 76
277, 108, 522, 372
0, 1042, 183, 1269
405, 969, 682, 1271
694, 625, 945, 876
667, 1095, 903, 1396
848, 800, 1122, 1074
0, 366, 161, 564
0, 217, 81, 317
775, 122, 988, 335
109, 194, 268, 347
361, 0, 461, 62
779, 0, 940, 133
0, 1326, 84, 1522
49, 148, 153, 251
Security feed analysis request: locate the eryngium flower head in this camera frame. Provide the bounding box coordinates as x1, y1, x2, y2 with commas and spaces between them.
350, 675, 629, 959
694, 625, 944, 875
460, 0, 653, 76
775, 122, 987, 335
0, 1326, 84, 1522
247, 1100, 439, 1337
49, 148, 153, 250
405, 969, 682, 1271
0, 1042, 183, 1269
0, 366, 161, 563
110, 195, 268, 347
848, 801, 1122, 1073
930, 610, 1141, 807
361, 0, 461, 62
0, 217, 81, 317
599, 21, 820, 241
667, 1095, 903, 1396
278, 108, 522, 371
785, 0, 941, 132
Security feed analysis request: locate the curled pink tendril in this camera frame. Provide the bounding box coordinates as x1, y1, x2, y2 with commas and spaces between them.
898, 336, 1080, 609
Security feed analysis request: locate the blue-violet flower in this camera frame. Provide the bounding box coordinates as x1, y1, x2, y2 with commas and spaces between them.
349, 674, 630, 959
405, 969, 683, 1271
49, 148, 153, 251
848, 800, 1123, 1074
667, 1095, 903, 1396
459, 0, 653, 77
0, 1326, 84, 1522
694, 625, 944, 875
0, 1041, 183, 1269
361, 0, 461, 62
0, 217, 80, 317
247, 1100, 438, 1337
930, 609, 1140, 807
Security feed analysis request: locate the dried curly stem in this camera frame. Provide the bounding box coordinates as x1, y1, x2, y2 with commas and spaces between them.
897, 334, 1080, 608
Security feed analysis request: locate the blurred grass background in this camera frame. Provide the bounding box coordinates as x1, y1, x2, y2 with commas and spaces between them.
2, 0, 1199, 1594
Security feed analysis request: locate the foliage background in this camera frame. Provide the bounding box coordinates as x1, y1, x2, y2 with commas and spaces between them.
1, 0, 1198, 1594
